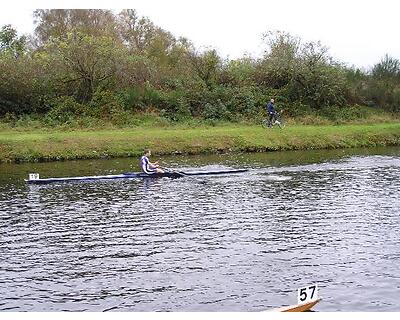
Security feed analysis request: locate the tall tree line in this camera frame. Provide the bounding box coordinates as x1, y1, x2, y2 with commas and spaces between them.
0, 9, 399, 122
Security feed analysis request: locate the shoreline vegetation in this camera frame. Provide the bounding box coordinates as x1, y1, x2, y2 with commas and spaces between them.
1, 9, 400, 164
1, 121, 399, 163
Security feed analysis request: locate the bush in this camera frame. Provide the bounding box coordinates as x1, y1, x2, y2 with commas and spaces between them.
117, 84, 166, 112
202, 100, 231, 120
87, 90, 120, 118
159, 90, 191, 121
117, 87, 144, 111
282, 102, 315, 117
319, 105, 371, 123
109, 105, 132, 126
226, 87, 258, 117
391, 88, 400, 112
44, 96, 86, 124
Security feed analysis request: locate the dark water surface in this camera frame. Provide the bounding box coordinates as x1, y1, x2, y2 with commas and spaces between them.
1, 147, 400, 312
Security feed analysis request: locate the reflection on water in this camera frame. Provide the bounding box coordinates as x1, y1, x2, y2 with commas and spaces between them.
0, 147, 400, 311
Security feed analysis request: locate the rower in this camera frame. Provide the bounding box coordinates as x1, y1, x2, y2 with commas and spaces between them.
140, 149, 164, 174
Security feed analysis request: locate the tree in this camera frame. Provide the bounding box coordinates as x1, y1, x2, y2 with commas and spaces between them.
291, 40, 345, 107
117, 9, 158, 54
117, 9, 194, 88
367, 55, 400, 110
45, 32, 124, 103
187, 49, 221, 89
0, 24, 27, 57
372, 54, 400, 82
257, 31, 300, 88
220, 57, 257, 87
33, 9, 117, 46
258, 31, 347, 108
0, 52, 50, 116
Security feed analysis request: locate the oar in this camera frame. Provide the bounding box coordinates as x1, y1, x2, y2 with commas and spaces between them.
159, 166, 187, 176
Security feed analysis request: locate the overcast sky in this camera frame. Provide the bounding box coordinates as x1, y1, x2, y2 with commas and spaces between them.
1, 0, 399, 69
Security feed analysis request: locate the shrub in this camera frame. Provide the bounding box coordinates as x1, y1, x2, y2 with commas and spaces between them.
319, 105, 370, 123
282, 102, 315, 117
202, 100, 231, 120
117, 84, 164, 111
158, 90, 191, 121
44, 96, 85, 124
87, 90, 120, 118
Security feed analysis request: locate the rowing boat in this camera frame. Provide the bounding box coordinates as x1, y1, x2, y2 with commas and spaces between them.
269, 298, 321, 312
25, 169, 248, 184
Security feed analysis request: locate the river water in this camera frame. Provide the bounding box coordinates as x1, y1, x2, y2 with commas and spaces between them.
1, 147, 400, 312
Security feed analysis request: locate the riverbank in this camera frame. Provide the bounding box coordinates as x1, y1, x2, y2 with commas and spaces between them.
1, 123, 400, 163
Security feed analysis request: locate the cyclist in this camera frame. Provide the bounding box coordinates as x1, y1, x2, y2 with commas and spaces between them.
266, 98, 277, 127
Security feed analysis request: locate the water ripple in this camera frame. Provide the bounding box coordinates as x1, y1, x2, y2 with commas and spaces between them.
1, 151, 400, 311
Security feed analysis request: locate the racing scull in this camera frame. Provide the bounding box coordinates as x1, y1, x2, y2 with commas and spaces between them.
25, 169, 248, 184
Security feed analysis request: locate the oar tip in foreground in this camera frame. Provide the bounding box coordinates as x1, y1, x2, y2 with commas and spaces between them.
269, 298, 322, 312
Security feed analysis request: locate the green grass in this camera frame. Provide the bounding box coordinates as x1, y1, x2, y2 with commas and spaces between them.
1, 123, 400, 163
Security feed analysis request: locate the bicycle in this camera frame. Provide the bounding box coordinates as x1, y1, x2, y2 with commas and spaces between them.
262, 111, 285, 129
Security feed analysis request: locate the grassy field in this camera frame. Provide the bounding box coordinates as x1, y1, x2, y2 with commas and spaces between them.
1, 123, 400, 163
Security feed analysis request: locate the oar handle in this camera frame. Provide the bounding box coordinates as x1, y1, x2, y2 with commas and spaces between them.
160, 166, 187, 176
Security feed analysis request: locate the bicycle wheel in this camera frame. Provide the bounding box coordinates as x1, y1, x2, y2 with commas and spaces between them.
262, 119, 270, 128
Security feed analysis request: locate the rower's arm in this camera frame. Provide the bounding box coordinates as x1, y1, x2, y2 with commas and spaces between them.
148, 161, 159, 168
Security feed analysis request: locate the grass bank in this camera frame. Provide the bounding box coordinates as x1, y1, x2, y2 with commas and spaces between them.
0, 123, 400, 163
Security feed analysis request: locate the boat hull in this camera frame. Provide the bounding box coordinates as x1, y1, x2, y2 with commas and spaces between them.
25, 169, 248, 184
269, 298, 321, 312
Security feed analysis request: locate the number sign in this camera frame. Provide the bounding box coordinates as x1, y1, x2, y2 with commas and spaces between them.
29, 173, 40, 180
297, 284, 318, 304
